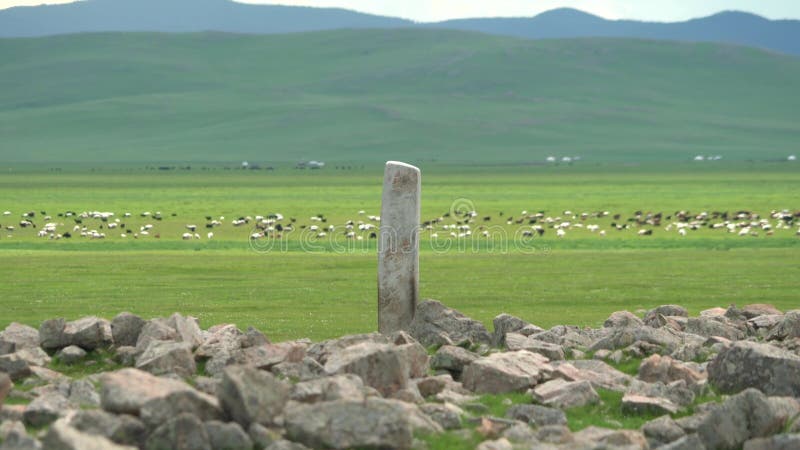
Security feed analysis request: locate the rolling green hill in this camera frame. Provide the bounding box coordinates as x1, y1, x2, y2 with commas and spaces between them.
1, 29, 799, 163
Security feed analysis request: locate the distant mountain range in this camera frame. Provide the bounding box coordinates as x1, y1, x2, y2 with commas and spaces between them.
1, 0, 799, 56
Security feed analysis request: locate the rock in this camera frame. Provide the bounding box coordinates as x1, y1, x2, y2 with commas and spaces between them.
590, 325, 682, 352
622, 393, 679, 415
167, 313, 204, 349
642, 415, 686, 448
39, 318, 67, 350
659, 434, 706, 450
135, 341, 196, 377
605, 310, 644, 328
505, 336, 565, 360
0, 354, 30, 382
265, 440, 311, 450
506, 404, 567, 426
462, 350, 552, 394
42, 419, 136, 450
0, 420, 27, 441
284, 398, 440, 449
767, 310, 800, 341
290, 374, 366, 403
415, 374, 451, 397
0, 323, 40, 355
62, 317, 111, 351
744, 434, 800, 450
68, 378, 101, 407
135, 319, 178, 354
475, 438, 513, 450
146, 412, 211, 450
749, 314, 784, 332
742, 304, 783, 319
701, 307, 727, 317
419, 402, 464, 430
533, 379, 599, 409
396, 341, 429, 379
114, 346, 137, 366
270, 357, 325, 382
686, 317, 746, 341
644, 305, 688, 324
697, 388, 800, 450
708, 341, 800, 396
234, 342, 306, 370
323, 342, 408, 397
13, 347, 50, 367
68, 409, 146, 448
23, 392, 70, 427
305, 333, 389, 365
205, 420, 253, 450
430, 345, 478, 377
218, 365, 290, 428
0, 372, 10, 406
111, 312, 146, 347
492, 313, 542, 346
100, 368, 192, 415
240, 326, 270, 348
140, 388, 224, 428
551, 359, 632, 392
628, 378, 694, 407
195, 324, 243, 360
529, 325, 594, 349
573, 426, 649, 448
408, 299, 492, 347
56, 346, 87, 365
537, 424, 574, 444
638, 354, 705, 386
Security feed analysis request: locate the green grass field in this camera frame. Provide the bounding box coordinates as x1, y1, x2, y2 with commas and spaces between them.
1, 164, 797, 340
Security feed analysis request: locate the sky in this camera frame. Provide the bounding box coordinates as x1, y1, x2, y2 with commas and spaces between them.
2, 0, 800, 22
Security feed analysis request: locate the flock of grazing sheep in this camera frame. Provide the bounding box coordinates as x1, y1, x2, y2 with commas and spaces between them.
1, 207, 799, 243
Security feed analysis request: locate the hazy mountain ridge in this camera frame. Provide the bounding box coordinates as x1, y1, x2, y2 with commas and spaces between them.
1, 0, 799, 56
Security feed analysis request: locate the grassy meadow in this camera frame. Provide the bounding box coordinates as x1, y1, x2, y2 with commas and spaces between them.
1, 163, 798, 340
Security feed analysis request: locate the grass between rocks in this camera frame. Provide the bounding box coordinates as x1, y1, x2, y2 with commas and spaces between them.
47, 348, 121, 379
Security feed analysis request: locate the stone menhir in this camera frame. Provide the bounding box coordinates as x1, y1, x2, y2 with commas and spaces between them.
378, 161, 421, 334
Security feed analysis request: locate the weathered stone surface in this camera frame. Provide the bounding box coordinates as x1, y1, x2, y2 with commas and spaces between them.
573, 426, 648, 448
194, 324, 243, 359
551, 359, 632, 392
462, 350, 551, 394
475, 438, 513, 450
644, 305, 688, 324
686, 317, 746, 341
69, 378, 101, 407
290, 374, 366, 403
622, 393, 679, 415
39, 318, 67, 350
628, 378, 695, 407
529, 325, 595, 349
701, 307, 727, 317
415, 374, 454, 397
42, 419, 136, 450
135, 341, 196, 377
270, 357, 325, 382
741, 304, 783, 319
0, 323, 40, 355
0, 354, 30, 381
323, 342, 408, 396
218, 365, 290, 428
167, 313, 204, 349
430, 345, 478, 376
697, 388, 800, 450
23, 392, 70, 427
708, 340, 800, 396
13, 347, 50, 367
306, 333, 389, 365
642, 415, 686, 448
140, 389, 224, 428
68, 409, 146, 448
234, 342, 306, 370
56, 346, 87, 365
408, 299, 492, 347
378, 161, 420, 334
145, 412, 211, 450
419, 402, 464, 430
659, 433, 707, 450
396, 341, 429, 379
284, 398, 440, 449
590, 325, 682, 352
638, 354, 705, 386
205, 420, 253, 450
111, 312, 146, 348
533, 379, 599, 409
135, 319, 178, 354
506, 404, 567, 426
100, 368, 192, 415
63, 317, 111, 351
767, 310, 800, 341
505, 335, 565, 360
605, 310, 644, 329
744, 434, 800, 450
0, 372, 10, 407
247, 423, 282, 450
492, 313, 542, 346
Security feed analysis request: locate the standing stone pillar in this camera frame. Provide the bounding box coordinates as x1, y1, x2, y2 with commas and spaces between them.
378, 161, 421, 334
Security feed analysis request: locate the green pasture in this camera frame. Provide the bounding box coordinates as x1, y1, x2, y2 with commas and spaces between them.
0, 164, 797, 340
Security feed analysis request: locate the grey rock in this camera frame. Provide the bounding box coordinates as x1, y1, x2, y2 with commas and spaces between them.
111, 312, 146, 348
305, 332, 389, 365
205, 420, 253, 450
100, 368, 192, 415
195, 324, 243, 360
645, 305, 688, 323
23, 393, 70, 427
0, 354, 30, 382
641, 415, 686, 447
506, 404, 567, 426
408, 299, 492, 347
659, 434, 706, 450
505, 335, 565, 360
140, 388, 224, 428
430, 345, 478, 377
551, 359, 632, 392
194, 376, 221, 396
145, 412, 211, 450
247, 423, 283, 450
415, 374, 453, 397
233, 343, 307, 371
573, 426, 648, 448
462, 350, 552, 394
63, 317, 111, 351
604, 311, 644, 329
39, 318, 67, 350
13, 347, 50, 367
638, 354, 705, 386
708, 340, 800, 396
532, 379, 600, 409
537, 424, 574, 444
135, 319, 178, 355
622, 393, 679, 415
767, 310, 800, 341
741, 304, 783, 319
475, 438, 513, 450
627, 378, 695, 407
56, 346, 87, 365
530, 325, 594, 349
284, 398, 440, 449
290, 374, 366, 403
135, 341, 196, 377
419, 402, 464, 429
492, 313, 542, 346
686, 317, 746, 341
590, 325, 682, 353
0, 323, 40, 355
218, 365, 290, 428
68, 378, 100, 407
240, 326, 270, 348
68, 409, 146, 448
697, 388, 800, 450
42, 419, 136, 450
323, 342, 408, 397
501, 423, 539, 445
265, 440, 311, 450
396, 341, 429, 379
114, 346, 137, 366
0, 372, 10, 406
167, 313, 204, 349
270, 357, 325, 382
744, 434, 800, 450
